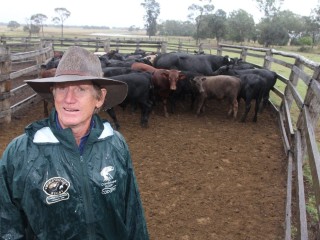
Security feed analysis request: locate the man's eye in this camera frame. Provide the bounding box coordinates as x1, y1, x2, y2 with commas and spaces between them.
56, 86, 66, 91
76, 87, 86, 92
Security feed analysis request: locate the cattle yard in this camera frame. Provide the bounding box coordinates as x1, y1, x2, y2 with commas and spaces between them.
1, 39, 320, 239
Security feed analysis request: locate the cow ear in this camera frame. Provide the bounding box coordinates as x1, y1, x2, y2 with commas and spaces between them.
179, 73, 186, 80
162, 71, 169, 77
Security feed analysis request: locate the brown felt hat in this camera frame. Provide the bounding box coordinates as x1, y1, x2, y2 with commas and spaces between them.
25, 46, 128, 109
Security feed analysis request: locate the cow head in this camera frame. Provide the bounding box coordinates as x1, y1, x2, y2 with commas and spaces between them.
191, 76, 206, 93
212, 65, 230, 76
168, 69, 185, 91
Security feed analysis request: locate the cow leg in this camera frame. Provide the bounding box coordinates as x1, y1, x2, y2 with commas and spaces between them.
106, 108, 120, 130
168, 93, 176, 114
240, 98, 251, 122
162, 99, 169, 117
229, 98, 238, 119
140, 103, 152, 128
233, 99, 239, 119
196, 94, 206, 116
259, 93, 269, 113
253, 98, 261, 122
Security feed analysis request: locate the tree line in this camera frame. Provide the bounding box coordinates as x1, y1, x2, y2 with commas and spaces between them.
141, 0, 320, 48
6, 0, 320, 48
7, 8, 70, 38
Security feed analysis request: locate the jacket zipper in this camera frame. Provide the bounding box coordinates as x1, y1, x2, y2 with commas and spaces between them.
79, 155, 95, 239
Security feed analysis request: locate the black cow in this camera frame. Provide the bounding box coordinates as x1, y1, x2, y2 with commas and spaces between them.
230, 58, 257, 70
110, 72, 154, 127
153, 52, 232, 75
168, 70, 201, 113
102, 67, 140, 77
213, 66, 278, 112
41, 57, 61, 70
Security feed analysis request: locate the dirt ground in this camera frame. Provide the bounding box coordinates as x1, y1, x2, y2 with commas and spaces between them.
0, 94, 288, 239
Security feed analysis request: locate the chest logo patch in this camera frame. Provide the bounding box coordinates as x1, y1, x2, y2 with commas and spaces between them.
100, 166, 117, 194
43, 177, 70, 204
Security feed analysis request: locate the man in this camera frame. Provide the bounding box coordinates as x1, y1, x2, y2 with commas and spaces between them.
0, 46, 149, 239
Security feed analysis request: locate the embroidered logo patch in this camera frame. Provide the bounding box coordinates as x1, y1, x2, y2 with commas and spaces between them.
43, 177, 70, 204
100, 166, 117, 194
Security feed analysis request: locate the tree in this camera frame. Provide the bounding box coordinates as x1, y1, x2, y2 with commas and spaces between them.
188, 0, 214, 43
257, 18, 289, 47
158, 20, 194, 36
7, 21, 20, 31
227, 9, 255, 43
52, 8, 71, 38
303, 15, 320, 46
24, 18, 40, 37
141, 0, 160, 38
255, 0, 283, 17
31, 14, 47, 37
208, 9, 227, 43
306, 4, 320, 46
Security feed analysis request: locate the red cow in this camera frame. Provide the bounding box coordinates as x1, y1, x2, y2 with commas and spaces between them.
131, 62, 186, 117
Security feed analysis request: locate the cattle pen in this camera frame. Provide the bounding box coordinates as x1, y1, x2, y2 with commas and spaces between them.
0, 38, 320, 239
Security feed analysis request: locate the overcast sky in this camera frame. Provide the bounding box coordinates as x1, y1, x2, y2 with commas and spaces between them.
1, 0, 319, 28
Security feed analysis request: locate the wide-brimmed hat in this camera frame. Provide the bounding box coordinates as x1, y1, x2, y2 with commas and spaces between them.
25, 46, 128, 109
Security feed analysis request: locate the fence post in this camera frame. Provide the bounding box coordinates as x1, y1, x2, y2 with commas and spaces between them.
136, 40, 141, 52
198, 43, 203, 54
104, 39, 110, 53
240, 48, 248, 61
0, 46, 12, 123
285, 58, 303, 110
178, 40, 182, 52
161, 42, 167, 53
263, 49, 272, 69
216, 44, 222, 56
116, 38, 120, 52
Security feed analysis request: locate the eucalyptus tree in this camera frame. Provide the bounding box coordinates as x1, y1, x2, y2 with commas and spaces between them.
188, 0, 214, 44
31, 14, 47, 37
141, 0, 160, 38
7, 21, 20, 31
257, 18, 289, 47
303, 15, 320, 46
307, 4, 320, 46
52, 8, 71, 38
208, 9, 227, 43
227, 9, 255, 43
255, 0, 283, 17
24, 17, 40, 36
158, 20, 194, 36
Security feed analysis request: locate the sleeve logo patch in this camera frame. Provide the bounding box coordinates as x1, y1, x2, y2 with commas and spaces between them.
43, 177, 70, 204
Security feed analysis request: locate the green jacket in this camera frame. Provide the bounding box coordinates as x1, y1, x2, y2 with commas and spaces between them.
0, 110, 149, 240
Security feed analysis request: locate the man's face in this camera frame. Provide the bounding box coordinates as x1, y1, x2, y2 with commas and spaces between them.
53, 81, 106, 130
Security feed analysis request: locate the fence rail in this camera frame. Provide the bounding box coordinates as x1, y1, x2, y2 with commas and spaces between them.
0, 37, 319, 239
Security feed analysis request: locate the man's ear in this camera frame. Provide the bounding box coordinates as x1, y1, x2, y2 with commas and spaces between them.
97, 88, 107, 108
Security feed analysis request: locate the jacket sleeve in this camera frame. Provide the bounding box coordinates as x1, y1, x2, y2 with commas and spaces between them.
114, 131, 149, 240
0, 143, 26, 239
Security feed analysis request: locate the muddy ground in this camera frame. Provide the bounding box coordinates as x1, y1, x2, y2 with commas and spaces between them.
0, 94, 288, 239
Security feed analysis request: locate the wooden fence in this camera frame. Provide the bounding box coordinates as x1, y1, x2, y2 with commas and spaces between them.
0, 38, 319, 239
0, 36, 205, 54
0, 42, 54, 123
217, 43, 320, 240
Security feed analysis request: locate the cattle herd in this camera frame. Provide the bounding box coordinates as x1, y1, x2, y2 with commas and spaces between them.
39, 49, 278, 129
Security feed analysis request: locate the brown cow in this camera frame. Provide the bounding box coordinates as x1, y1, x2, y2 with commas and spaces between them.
131, 62, 186, 117
191, 75, 241, 119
